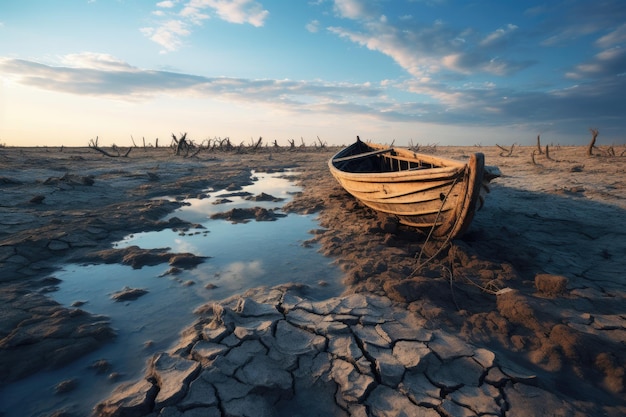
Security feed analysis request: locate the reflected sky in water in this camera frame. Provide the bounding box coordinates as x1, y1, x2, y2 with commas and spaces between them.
0, 170, 343, 417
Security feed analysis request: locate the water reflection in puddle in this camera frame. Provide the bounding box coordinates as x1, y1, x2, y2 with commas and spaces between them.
0, 170, 343, 417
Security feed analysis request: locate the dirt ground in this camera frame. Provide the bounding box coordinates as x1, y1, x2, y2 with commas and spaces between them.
1, 143, 625, 415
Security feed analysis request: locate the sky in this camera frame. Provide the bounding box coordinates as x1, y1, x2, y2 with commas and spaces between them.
1, 0, 625, 147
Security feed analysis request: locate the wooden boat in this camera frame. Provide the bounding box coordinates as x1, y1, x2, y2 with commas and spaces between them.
328, 137, 500, 240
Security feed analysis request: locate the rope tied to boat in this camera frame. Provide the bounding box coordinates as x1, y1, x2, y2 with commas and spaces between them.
410, 169, 466, 277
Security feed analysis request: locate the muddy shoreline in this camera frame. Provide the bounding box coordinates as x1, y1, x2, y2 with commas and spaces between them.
1, 145, 625, 416
0, 146, 316, 385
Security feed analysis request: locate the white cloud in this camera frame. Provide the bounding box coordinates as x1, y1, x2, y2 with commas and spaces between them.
483, 57, 512, 76
201, 0, 269, 27
179, 0, 211, 25
566, 47, 626, 79
60, 52, 136, 71
480, 24, 518, 47
597, 47, 625, 62
441, 54, 463, 73
3, 52, 625, 142
328, 24, 441, 78
327, 7, 533, 82
306, 19, 320, 33
0, 55, 383, 105
140, 19, 190, 52
333, 0, 371, 20
156, 0, 177, 8
143, 0, 268, 51
596, 23, 626, 48
400, 78, 465, 107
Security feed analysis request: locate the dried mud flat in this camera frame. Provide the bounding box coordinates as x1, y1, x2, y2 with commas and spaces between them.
1, 144, 625, 417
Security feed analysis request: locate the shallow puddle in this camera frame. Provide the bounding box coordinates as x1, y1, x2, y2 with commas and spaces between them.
0, 170, 343, 417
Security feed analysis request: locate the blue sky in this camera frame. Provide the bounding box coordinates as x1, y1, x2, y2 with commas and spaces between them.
1, 0, 625, 147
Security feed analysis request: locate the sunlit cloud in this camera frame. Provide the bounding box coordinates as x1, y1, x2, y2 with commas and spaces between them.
480, 24, 518, 47
566, 47, 626, 79
596, 23, 626, 48
143, 0, 269, 52
179, 1, 211, 24
60, 52, 136, 71
156, 0, 177, 8
3, 0, 626, 147
327, 6, 530, 80
4, 49, 622, 137
203, 0, 269, 26
328, 24, 440, 78
0, 55, 383, 109
141, 19, 190, 52
333, 0, 377, 20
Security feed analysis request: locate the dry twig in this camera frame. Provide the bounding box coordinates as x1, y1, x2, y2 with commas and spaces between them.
172, 133, 194, 156
531, 149, 540, 165
88, 136, 132, 157
587, 128, 599, 156
496, 143, 515, 157
253, 137, 263, 150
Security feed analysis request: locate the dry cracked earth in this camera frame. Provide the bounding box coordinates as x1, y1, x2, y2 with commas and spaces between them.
96, 288, 560, 417
1, 144, 625, 417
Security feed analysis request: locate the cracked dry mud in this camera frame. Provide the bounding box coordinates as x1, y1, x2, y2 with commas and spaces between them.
96, 288, 561, 417
1, 145, 625, 417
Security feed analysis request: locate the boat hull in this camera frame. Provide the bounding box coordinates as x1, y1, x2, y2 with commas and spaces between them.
329, 140, 490, 239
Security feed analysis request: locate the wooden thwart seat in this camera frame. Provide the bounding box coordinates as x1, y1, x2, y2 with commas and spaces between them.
333, 148, 394, 163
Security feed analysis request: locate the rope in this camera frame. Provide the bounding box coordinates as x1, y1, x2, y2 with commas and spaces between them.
409, 170, 466, 277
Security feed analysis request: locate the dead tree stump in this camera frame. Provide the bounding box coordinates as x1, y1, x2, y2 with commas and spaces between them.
587, 128, 599, 156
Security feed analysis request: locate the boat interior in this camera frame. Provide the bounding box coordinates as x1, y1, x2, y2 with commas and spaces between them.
334, 144, 437, 174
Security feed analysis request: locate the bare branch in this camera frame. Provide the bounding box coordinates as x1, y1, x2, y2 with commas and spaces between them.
253, 136, 263, 150
496, 143, 515, 157
174, 132, 191, 156
536, 135, 543, 154
587, 128, 599, 156
88, 136, 131, 157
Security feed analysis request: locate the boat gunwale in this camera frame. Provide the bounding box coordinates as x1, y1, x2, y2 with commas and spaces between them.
330, 141, 468, 169
329, 142, 470, 182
